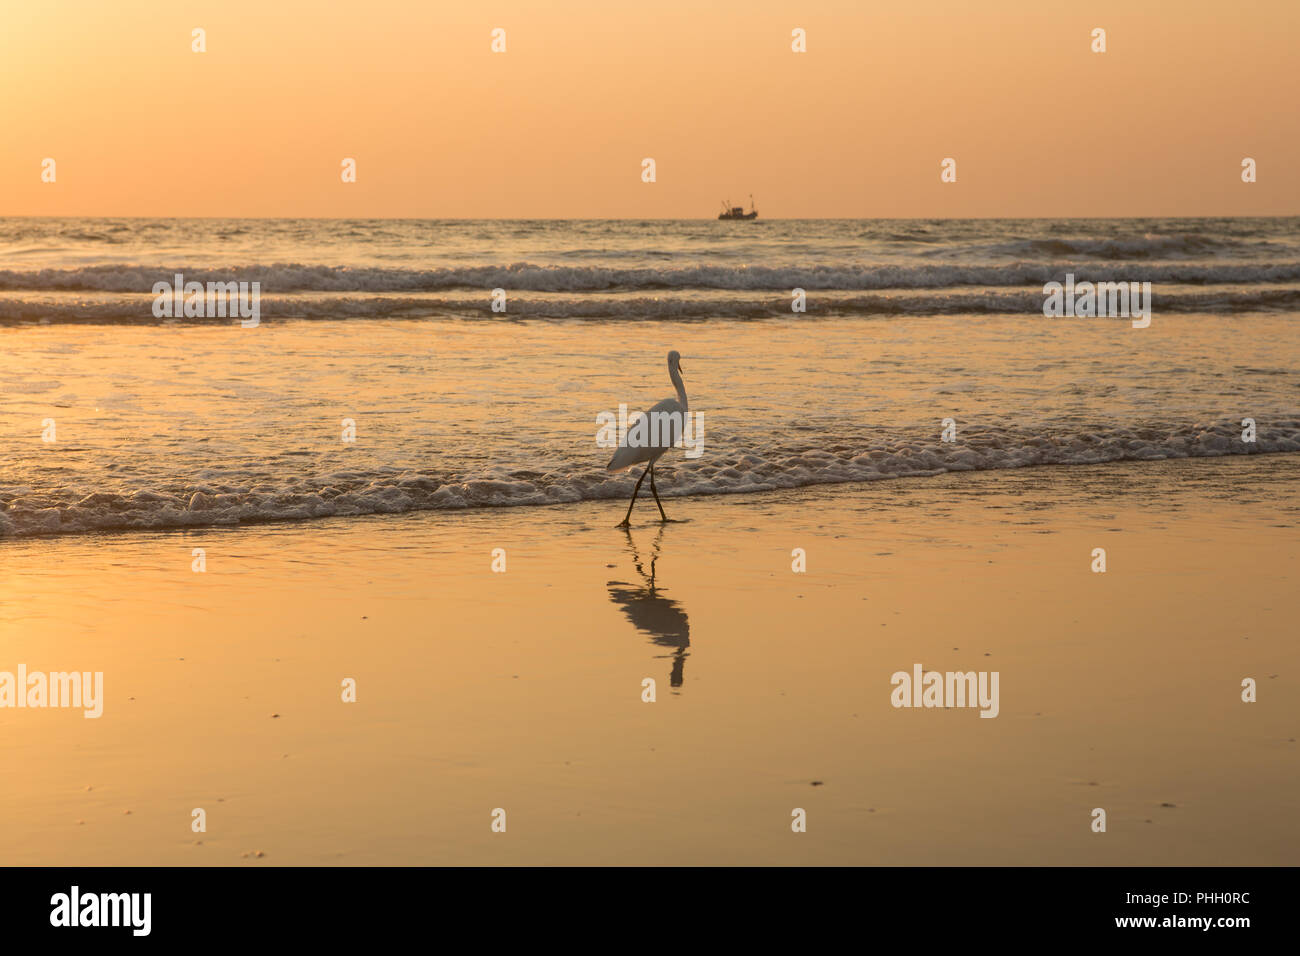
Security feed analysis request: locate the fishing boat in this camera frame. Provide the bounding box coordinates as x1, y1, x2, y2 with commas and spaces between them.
718, 195, 758, 220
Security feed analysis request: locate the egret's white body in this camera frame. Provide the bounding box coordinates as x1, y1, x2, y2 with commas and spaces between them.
608, 350, 688, 525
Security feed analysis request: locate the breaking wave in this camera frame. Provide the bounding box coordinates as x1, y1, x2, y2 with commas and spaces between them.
4, 260, 1300, 295
3, 288, 1299, 323
3, 419, 1296, 538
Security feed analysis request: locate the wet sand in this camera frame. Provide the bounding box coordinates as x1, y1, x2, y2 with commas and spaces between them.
0, 455, 1295, 865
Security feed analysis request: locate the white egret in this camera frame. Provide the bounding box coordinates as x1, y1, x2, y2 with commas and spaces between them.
607, 350, 688, 527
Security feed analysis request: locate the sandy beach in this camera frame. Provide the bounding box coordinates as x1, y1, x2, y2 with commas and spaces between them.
2, 454, 1294, 866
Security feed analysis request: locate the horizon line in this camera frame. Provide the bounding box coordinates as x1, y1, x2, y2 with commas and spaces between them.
3, 213, 1298, 221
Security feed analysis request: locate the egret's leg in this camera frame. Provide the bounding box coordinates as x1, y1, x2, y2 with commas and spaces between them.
649, 463, 669, 522
618, 466, 650, 527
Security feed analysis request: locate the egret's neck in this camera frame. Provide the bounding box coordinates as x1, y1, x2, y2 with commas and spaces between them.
670, 365, 688, 410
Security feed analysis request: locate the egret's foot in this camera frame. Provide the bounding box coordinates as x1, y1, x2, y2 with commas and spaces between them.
616, 519, 631, 529
659, 517, 688, 524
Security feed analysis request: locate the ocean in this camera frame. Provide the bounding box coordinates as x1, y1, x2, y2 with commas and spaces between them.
1, 216, 1297, 538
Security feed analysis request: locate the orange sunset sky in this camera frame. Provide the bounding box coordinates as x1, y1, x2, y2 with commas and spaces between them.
1, 0, 1296, 218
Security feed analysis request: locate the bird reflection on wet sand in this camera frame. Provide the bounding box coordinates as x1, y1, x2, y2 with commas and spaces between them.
607, 527, 691, 688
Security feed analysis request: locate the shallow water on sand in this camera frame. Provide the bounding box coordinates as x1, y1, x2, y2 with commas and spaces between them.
0, 457, 1295, 865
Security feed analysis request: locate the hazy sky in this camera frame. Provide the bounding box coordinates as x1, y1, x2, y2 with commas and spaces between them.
2, 0, 1296, 217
